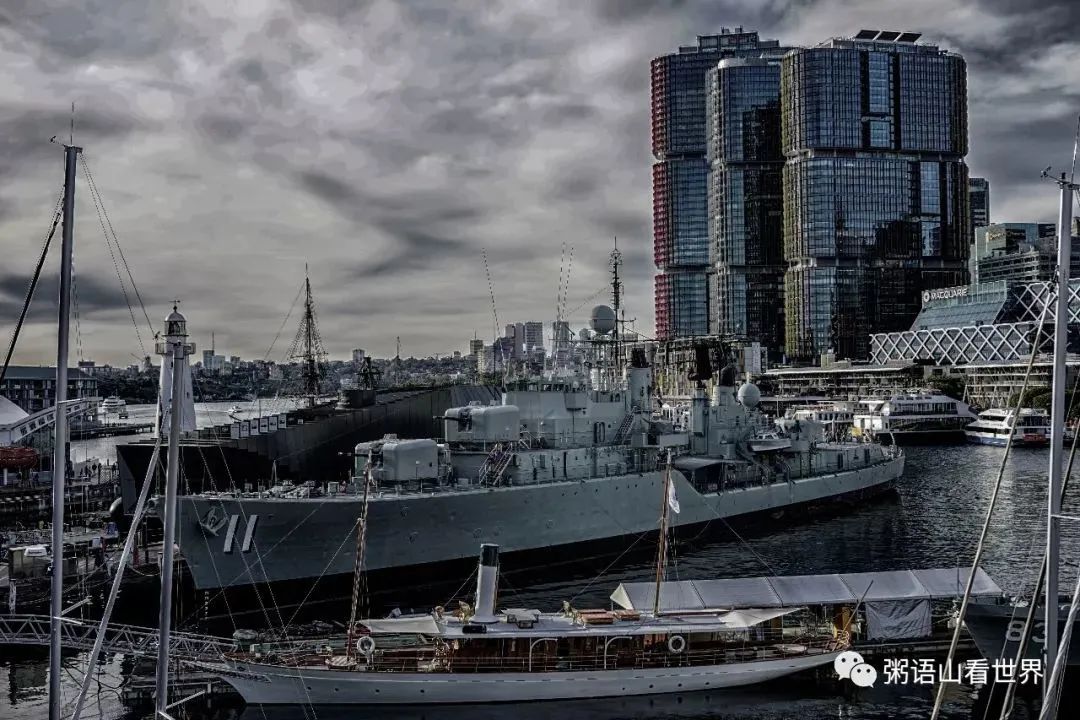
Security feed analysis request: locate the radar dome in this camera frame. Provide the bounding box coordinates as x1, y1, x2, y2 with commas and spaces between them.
590, 305, 616, 335
736, 382, 761, 408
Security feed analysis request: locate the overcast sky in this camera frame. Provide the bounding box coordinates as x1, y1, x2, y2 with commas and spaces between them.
2, 0, 1078, 366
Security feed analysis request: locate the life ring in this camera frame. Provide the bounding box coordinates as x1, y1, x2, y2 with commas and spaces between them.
356, 635, 376, 657
667, 635, 686, 654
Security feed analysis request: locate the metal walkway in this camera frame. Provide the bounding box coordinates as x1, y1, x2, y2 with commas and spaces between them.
0, 614, 233, 661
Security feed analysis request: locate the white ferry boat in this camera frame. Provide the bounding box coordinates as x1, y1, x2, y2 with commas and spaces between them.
99, 396, 128, 419
850, 391, 975, 445
964, 408, 1050, 447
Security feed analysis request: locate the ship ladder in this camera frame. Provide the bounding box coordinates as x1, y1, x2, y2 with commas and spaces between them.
610, 413, 635, 445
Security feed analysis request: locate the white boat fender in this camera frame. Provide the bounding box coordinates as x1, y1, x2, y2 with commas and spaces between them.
667, 635, 686, 654
357, 635, 376, 658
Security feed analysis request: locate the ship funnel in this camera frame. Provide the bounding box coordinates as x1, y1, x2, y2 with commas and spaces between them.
472, 543, 500, 623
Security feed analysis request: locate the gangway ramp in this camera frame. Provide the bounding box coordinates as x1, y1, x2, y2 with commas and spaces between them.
0, 614, 233, 661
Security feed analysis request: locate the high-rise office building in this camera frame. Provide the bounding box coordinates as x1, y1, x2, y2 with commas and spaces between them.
706, 55, 786, 351
652, 30, 783, 340
523, 322, 544, 352
782, 31, 969, 361
968, 177, 990, 240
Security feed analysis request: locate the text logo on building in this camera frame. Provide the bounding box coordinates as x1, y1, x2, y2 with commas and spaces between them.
922, 286, 969, 305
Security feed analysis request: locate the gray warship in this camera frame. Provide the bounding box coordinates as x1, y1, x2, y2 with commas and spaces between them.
170, 341, 904, 594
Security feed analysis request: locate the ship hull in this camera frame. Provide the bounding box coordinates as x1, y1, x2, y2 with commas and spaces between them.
204, 651, 839, 705
964, 603, 1080, 665
175, 455, 904, 595
964, 431, 1049, 448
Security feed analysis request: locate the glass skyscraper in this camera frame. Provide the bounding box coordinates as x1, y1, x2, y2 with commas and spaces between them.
781, 32, 970, 361
706, 56, 786, 352
652, 30, 783, 340
968, 177, 990, 241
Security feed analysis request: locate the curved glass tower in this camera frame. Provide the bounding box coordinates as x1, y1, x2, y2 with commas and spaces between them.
781, 34, 969, 361
651, 30, 783, 340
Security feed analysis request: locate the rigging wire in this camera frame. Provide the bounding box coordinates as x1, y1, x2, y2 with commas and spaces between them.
930, 295, 1053, 720
0, 191, 63, 385
994, 370, 1080, 720
80, 155, 155, 338
82, 158, 147, 356
262, 279, 306, 363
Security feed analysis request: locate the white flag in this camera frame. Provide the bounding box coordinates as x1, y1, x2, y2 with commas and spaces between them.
667, 479, 680, 515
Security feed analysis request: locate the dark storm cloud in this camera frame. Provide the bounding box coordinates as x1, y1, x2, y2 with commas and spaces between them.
0, 107, 140, 179
0, 269, 143, 327
1, 0, 1075, 362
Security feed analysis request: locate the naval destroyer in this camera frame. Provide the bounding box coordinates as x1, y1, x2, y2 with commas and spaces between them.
169, 329, 904, 597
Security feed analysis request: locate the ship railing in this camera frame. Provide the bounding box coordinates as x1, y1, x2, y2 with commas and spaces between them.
358, 635, 837, 674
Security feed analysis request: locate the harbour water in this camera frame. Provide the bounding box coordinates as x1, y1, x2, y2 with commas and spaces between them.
3, 443, 1076, 719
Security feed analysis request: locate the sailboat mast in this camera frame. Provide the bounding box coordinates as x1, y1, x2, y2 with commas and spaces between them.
347, 468, 373, 659
653, 456, 671, 616
48, 143, 80, 720
1044, 173, 1075, 685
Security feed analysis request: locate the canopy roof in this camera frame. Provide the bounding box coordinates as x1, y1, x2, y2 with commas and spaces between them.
357, 606, 800, 639
610, 567, 1002, 612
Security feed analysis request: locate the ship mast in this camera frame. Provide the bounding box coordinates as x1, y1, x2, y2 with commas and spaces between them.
653, 451, 673, 616
610, 237, 623, 378
48, 142, 80, 720
346, 466, 373, 660
288, 264, 327, 408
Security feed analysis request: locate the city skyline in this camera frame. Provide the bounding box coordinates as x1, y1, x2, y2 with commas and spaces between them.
1, 1, 1077, 365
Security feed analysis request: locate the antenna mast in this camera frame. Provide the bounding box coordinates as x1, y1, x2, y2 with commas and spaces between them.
610, 237, 623, 375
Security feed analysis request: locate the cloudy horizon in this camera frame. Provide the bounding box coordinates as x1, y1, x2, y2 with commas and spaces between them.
2, 0, 1078, 366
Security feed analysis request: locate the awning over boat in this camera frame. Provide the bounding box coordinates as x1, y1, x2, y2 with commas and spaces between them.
609, 580, 706, 613
361, 616, 442, 635
717, 607, 802, 628
611, 567, 1003, 611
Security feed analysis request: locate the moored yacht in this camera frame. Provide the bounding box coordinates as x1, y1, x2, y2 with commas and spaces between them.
964, 408, 1050, 447
202, 544, 846, 705
851, 391, 975, 445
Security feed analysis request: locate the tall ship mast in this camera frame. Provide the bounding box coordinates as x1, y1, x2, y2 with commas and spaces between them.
289, 266, 327, 408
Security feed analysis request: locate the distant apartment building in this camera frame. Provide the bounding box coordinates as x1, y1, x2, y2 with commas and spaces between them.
782, 31, 970, 361
968, 177, 990, 240
652, 29, 785, 340
351, 348, 366, 365
0, 366, 98, 413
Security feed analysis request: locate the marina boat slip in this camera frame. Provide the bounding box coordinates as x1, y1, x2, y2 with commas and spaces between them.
170, 343, 904, 592
964, 408, 1051, 447
851, 391, 976, 445
200, 544, 845, 705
